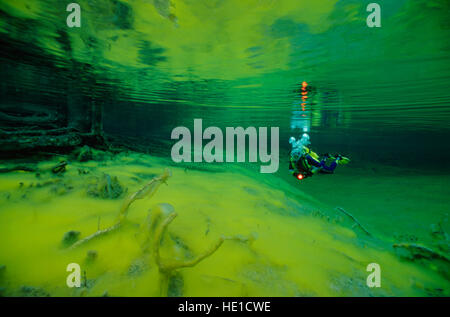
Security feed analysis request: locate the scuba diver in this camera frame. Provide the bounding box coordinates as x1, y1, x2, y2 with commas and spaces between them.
288, 134, 350, 180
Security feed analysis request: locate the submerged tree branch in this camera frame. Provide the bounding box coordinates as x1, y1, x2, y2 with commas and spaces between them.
336, 207, 372, 237
69, 169, 172, 249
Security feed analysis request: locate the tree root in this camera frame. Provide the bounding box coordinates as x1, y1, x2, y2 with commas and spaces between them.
154, 212, 227, 273
140, 203, 252, 296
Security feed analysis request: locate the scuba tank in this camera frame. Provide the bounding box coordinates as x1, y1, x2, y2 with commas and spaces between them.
289, 134, 313, 181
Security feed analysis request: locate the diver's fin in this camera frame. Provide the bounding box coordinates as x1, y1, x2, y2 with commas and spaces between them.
337, 156, 350, 165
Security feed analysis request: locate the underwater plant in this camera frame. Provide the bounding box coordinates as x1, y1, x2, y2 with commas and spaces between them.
86, 174, 125, 199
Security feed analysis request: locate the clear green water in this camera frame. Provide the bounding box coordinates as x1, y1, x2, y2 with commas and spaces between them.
0, 0, 449, 297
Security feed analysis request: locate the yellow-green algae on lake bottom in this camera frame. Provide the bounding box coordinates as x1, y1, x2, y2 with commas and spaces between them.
0, 152, 448, 297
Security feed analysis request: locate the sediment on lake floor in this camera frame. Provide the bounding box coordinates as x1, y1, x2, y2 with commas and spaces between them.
0, 150, 448, 296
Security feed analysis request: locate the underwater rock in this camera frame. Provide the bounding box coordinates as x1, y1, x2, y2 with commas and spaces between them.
240, 263, 300, 296
50, 183, 73, 196
35, 178, 62, 189
135, 172, 157, 180
254, 200, 297, 217
113, 0, 134, 29
167, 272, 184, 297
330, 273, 383, 297
411, 278, 446, 296
430, 222, 449, 253
312, 210, 326, 219
433, 240, 449, 254
82, 270, 95, 289
72, 145, 109, 162
78, 168, 90, 175
128, 258, 148, 277
204, 216, 211, 236
87, 174, 125, 199
153, 0, 179, 27
62, 230, 81, 248
130, 176, 141, 183
430, 223, 445, 239
243, 186, 259, 196
72, 271, 95, 296
394, 233, 418, 243
85, 250, 98, 264
181, 164, 224, 173
20, 286, 50, 297
77, 145, 93, 162
424, 287, 445, 297
51, 161, 67, 174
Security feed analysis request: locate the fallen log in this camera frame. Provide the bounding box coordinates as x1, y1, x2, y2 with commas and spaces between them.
0, 165, 37, 173
0, 131, 108, 158
0, 110, 60, 129
0, 127, 76, 137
